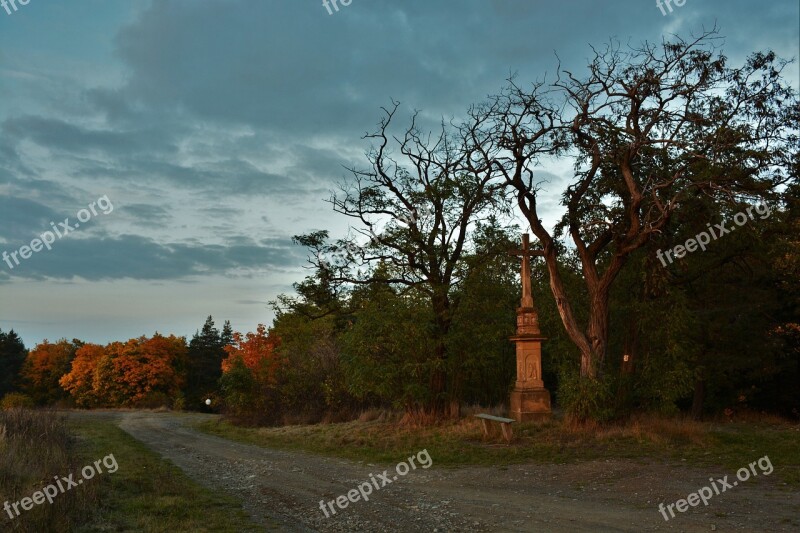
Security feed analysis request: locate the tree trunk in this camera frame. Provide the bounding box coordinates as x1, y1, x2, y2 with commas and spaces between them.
538, 244, 594, 371
691, 378, 705, 420
427, 289, 453, 417
428, 341, 448, 415
584, 288, 610, 379
542, 259, 616, 414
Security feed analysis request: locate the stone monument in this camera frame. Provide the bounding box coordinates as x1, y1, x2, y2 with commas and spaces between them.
509, 233, 551, 422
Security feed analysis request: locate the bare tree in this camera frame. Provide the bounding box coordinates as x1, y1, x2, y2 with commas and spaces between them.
483, 30, 798, 383
310, 101, 511, 416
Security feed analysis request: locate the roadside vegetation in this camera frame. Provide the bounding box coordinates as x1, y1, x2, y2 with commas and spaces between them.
197, 410, 800, 486
0, 408, 96, 532
69, 413, 266, 532
1, 408, 265, 532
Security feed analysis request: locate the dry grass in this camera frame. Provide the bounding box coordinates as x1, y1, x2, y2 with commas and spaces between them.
713, 409, 791, 425
461, 404, 508, 417
564, 414, 710, 447
197, 409, 799, 485
357, 408, 395, 423
0, 409, 98, 532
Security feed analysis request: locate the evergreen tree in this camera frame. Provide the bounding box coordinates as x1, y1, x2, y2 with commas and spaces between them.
0, 328, 27, 397
185, 316, 227, 409
221, 320, 234, 347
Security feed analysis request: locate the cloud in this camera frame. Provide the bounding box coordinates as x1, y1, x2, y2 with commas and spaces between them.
0, 196, 61, 242
1, 233, 304, 281
123, 203, 173, 227
235, 299, 269, 305
0, 0, 796, 344
3, 115, 177, 156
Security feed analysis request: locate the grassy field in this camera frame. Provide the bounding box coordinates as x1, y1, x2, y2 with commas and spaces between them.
196, 411, 800, 485
1, 409, 265, 532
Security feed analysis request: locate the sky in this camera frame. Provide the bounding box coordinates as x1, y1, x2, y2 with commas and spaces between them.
1, 0, 798, 347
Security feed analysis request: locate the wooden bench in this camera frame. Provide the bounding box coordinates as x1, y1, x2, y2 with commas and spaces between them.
475, 413, 514, 443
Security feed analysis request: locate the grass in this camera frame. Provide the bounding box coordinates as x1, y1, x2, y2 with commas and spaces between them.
196, 411, 800, 485
67, 415, 267, 532
1, 409, 96, 532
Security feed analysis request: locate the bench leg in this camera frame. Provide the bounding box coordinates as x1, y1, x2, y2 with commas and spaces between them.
480, 418, 490, 438
501, 422, 513, 443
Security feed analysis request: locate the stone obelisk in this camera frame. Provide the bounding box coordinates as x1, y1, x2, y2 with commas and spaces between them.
509, 233, 551, 422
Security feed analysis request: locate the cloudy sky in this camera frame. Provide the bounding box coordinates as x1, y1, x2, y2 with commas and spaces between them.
1, 0, 797, 347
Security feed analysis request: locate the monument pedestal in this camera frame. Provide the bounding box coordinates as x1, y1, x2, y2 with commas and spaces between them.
509, 307, 552, 422
510, 387, 551, 422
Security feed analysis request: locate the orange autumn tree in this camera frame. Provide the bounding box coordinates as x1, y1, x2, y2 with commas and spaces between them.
59, 343, 105, 407
60, 334, 186, 408
219, 324, 282, 420
221, 324, 281, 376
102, 334, 186, 407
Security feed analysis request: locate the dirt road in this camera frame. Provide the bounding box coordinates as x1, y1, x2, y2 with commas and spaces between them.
72, 411, 798, 532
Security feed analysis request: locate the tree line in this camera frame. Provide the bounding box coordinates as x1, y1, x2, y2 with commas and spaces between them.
0, 318, 263, 413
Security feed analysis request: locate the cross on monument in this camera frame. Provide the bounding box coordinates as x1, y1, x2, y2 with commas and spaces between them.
509, 233, 544, 309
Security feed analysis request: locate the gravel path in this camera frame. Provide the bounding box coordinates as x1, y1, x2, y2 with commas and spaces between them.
72, 411, 799, 532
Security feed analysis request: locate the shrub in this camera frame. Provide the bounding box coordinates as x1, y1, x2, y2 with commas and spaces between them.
558, 373, 617, 424
1, 393, 34, 410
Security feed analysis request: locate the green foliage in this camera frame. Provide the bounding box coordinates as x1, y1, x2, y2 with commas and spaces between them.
218, 356, 256, 417
605, 249, 695, 415
0, 329, 27, 397
21, 338, 81, 405
172, 391, 186, 411
272, 312, 354, 421
446, 223, 519, 406
185, 316, 229, 409
558, 372, 617, 423
646, 194, 799, 417
1, 392, 34, 410
340, 285, 436, 409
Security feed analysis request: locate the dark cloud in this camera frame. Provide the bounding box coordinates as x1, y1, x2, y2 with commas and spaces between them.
0, 196, 61, 242
123, 203, 172, 227
84, 87, 137, 123
3, 115, 178, 156
1, 233, 303, 281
